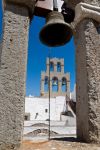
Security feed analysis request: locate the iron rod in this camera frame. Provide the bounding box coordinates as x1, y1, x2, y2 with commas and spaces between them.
53, 0, 58, 11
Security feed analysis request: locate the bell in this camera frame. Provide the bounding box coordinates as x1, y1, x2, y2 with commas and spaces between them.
39, 11, 72, 47
62, 82, 66, 85
53, 80, 58, 85
53, 82, 57, 85
62, 78, 66, 85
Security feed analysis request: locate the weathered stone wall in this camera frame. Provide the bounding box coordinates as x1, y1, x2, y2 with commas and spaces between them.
74, 19, 100, 142
0, 2, 30, 149
65, 0, 100, 143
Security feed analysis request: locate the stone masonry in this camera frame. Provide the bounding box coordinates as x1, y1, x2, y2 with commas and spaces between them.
0, 0, 35, 149
40, 58, 70, 98
75, 19, 100, 143
66, 0, 100, 143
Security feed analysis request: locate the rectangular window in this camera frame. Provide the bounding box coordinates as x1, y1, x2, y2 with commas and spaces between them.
45, 109, 48, 113
24, 113, 30, 121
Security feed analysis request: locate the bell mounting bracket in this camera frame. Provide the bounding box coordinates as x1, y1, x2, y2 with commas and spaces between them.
34, 0, 63, 17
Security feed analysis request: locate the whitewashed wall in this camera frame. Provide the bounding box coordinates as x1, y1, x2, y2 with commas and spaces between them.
25, 96, 66, 121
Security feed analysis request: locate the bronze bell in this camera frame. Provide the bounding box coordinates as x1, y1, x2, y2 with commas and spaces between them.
39, 11, 72, 47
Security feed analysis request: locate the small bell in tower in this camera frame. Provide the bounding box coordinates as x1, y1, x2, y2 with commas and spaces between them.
53, 77, 58, 86
53, 80, 58, 86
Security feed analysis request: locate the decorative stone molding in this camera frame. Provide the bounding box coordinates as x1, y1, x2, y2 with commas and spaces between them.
71, 2, 100, 28
4, 0, 36, 15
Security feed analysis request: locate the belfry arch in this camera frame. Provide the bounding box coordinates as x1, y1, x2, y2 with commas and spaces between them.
0, 0, 100, 149
52, 76, 58, 92
62, 77, 67, 92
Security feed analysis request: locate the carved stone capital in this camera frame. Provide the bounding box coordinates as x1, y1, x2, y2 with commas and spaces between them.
71, 2, 100, 29
3, 0, 36, 15
63, 0, 81, 9
63, 0, 100, 9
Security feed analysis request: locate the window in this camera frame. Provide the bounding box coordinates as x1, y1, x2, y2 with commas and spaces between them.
57, 62, 61, 72
44, 76, 48, 92
45, 109, 48, 113
50, 62, 54, 72
35, 113, 39, 119
24, 116, 28, 121
24, 113, 30, 121
52, 77, 58, 92
62, 77, 67, 92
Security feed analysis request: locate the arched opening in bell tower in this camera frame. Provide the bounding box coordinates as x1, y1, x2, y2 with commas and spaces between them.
50, 62, 54, 72
52, 77, 58, 92
62, 77, 67, 92
57, 62, 61, 72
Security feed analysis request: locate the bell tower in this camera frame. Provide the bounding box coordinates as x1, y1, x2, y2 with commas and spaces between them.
40, 58, 70, 98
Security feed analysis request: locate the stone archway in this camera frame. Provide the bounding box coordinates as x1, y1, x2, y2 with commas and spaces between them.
0, 0, 100, 149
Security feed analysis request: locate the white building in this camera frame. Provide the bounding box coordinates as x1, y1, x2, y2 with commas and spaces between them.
24, 96, 76, 138
25, 96, 67, 121
25, 96, 76, 125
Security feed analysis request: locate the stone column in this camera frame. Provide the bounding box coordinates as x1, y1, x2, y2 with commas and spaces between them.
0, 1, 33, 149
67, 81, 70, 97
61, 59, 64, 73
40, 79, 44, 95
58, 80, 62, 94
61, 64, 64, 73
54, 63, 57, 72
74, 19, 100, 143
50, 80, 52, 96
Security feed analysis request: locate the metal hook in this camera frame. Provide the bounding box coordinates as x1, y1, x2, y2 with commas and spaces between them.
53, 0, 58, 11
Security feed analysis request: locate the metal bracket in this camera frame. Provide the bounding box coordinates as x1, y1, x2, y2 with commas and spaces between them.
53, 0, 58, 11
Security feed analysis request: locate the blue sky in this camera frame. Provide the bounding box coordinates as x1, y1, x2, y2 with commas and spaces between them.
0, 2, 75, 96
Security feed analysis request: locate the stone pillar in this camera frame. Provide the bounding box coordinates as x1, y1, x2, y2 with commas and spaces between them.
61, 64, 64, 73
67, 81, 70, 97
41, 79, 44, 95
58, 80, 62, 93
61, 59, 64, 73
0, 2, 31, 149
54, 63, 57, 72
74, 19, 100, 143
50, 80, 52, 95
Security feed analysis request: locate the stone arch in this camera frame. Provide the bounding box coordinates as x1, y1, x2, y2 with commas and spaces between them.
52, 77, 58, 92
62, 77, 67, 92
57, 62, 61, 72
50, 61, 54, 72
